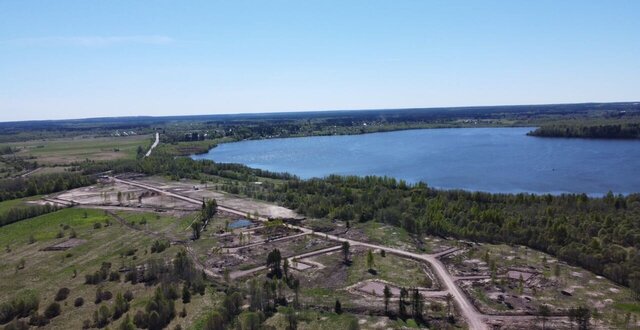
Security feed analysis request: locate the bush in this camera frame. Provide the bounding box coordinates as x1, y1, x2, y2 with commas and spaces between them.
93, 222, 102, 229
54, 287, 70, 301
133, 310, 148, 329
3, 319, 28, 330
95, 304, 111, 328
1, 290, 40, 323
109, 271, 121, 282
44, 302, 61, 319
150, 240, 170, 253
28, 313, 49, 327
125, 268, 138, 284
85, 272, 102, 285
123, 290, 134, 302
0, 302, 15, 324
74, 297, 84, 307
95, 288, 113, 304
85, 262, 112, 285
112, 293, 130, 320
182, 285, 191, 304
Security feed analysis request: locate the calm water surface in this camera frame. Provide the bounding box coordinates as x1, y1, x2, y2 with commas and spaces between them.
192, 127, 640, 195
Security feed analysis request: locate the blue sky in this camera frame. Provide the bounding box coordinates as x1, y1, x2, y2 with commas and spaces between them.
1, 1, 639, 122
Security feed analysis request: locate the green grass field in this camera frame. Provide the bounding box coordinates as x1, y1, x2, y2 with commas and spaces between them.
0, 195, 41, 214
0, 134, 152, 165
357, 222, 416, 252
0, 207, 217, 329
346, 250, 435, 288
113, 210, 196, 241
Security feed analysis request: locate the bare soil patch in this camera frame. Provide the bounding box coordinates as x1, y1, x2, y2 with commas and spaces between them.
42, 238, 87, 251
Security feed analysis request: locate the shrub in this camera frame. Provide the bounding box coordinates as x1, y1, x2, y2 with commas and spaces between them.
112, 293, 129, 320
182, 285, 191, 304
28, 313, 49, 327
2, 290, 40, 322
109, 271, 121, 282
123, 290, 134, 302
0, 302, 15, 324
3, 319, 28, 330
85, 272, 102, 285
133, 310, 147, 328
93, 222, 102, 229
16, 259, 25, 270
125, 268, 138, 284
85, 262, 112, 285
95, 287, 113, 304
150, 240, 170, 253
119, 314, 136, 330
56, 230, 64, 238
74, 297, 84, 307
94, 304, 111, 328
44, 302, 61, 319
55, 287, 70, 301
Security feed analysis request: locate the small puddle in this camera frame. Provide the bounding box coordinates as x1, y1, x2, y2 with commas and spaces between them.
229, 219, 253, 229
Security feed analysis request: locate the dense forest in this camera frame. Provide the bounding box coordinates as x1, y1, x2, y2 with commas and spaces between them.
262, 176, 640, 291
529, 122, 640, 139
0, 173, 95, 202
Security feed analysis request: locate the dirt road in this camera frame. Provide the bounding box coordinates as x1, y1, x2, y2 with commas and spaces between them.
115, 177, 489, 329
145, 132, 159, 157
21, 167, 42, 177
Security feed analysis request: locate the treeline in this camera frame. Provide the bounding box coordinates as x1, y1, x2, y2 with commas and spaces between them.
529, 123, 640, 139
80, 151, 298, 182
0, 203, 60, 227
0, 173, 95, 202
243, 175, 640, 292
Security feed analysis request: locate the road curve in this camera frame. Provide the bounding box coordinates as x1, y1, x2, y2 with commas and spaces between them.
114, 177, 487, 329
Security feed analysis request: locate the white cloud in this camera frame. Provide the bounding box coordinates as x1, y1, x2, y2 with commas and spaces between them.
3, 35, 174, 47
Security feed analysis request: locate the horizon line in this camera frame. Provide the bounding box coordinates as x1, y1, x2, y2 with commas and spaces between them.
1, 100, 638, 124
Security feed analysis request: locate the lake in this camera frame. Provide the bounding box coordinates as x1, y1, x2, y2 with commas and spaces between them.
192, 127, 640, 195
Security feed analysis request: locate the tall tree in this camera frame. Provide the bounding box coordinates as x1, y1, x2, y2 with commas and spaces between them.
411, 288, 424, 322
341, 241, 350, 265
266, 249, 282, 279
399, 287, 408, 319
383, 285, 392, 315
538, 304, 550, 330
334, 299, 342, 315
366, 249, 375, 273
